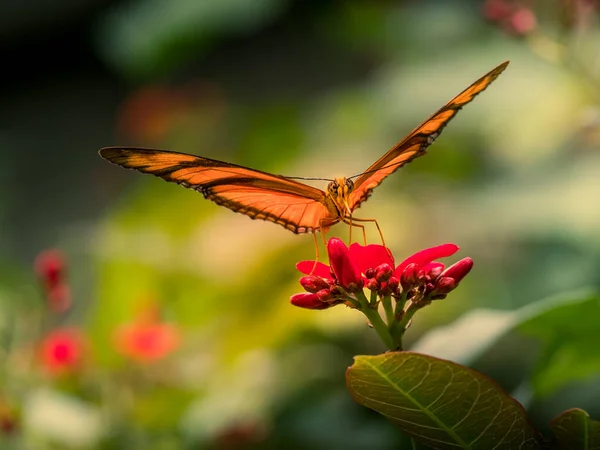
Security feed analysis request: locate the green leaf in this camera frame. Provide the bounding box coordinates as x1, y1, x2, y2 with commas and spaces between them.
412, 290, 600, 398
346, 352, 542, 450
549, 408, 600, 450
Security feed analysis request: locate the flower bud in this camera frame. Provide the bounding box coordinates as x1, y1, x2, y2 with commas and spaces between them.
387, 277, 399, 294
400, 263, 419, 290
300, 276, 330, 293
290, 293, 329, 310
440, 257, 473, 285
375, 263, 393, 283
366, 279, 380, 291
433, 277, 457, 295
316, 289, 333, 302
365, 268, 376, 279
379, 282, 392, 297
424, 263, 444, 280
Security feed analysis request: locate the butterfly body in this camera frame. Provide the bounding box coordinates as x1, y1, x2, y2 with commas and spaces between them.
100, 61, 509, 236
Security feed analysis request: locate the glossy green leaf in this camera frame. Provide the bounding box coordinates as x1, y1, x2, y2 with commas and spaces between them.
346, 352, 541, 450
549, 408, 600, 450
412, 291, 600, 398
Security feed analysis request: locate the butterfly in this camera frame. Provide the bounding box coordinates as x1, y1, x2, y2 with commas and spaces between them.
100, 61, 508, 244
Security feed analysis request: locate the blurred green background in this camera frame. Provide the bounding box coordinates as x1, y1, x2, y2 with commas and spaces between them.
2, 0, 600, 448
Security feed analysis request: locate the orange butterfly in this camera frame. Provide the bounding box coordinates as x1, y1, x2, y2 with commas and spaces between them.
100, 61, 508, 244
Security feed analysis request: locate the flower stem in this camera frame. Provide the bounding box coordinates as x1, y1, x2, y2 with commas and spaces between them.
389, 301, 421, 350
369, 290, 378, 307
381, 295, 394, 326
363, 306, 396, 350
355, 291, 395, 350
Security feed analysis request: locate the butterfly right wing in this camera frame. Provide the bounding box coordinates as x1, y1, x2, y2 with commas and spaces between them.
99, 147, 338, 233
348, 61, 509, 211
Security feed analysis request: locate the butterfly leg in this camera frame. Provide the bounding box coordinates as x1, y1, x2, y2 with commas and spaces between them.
342, 218, 367, 245
309, 220, 333, 276
348, 217, 386, 247
309, 232, 320, 275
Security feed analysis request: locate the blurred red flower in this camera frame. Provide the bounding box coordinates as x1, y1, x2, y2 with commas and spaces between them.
34, 249, 66, 288
34, 249, 71, 313
483, 0, 537, 36
114, 304, 180, 363
40, 328, 85, 375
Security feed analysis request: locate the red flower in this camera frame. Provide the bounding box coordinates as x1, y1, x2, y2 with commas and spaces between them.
292, 240, 473, 309
114, 304, 180, 363
292, 239, 398, 309
39, 328, 85, 375
394, 244, 474, 300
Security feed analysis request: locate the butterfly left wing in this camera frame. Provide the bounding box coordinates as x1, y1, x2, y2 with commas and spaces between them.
349, 61, 509, 211
99, 147, 338, 234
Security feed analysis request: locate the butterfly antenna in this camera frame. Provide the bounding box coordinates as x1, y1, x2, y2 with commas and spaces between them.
347, 160, 407, 180
285, 176, 334, 182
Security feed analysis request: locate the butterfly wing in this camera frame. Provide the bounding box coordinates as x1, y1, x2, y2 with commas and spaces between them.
99, 147, 338, 233
349, 61, 509, 211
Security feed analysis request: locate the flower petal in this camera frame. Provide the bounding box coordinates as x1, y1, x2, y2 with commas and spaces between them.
296, 261, 331, 279
349, 243, 395, 275
394, 244, 459, 277
328, 238, 362, 289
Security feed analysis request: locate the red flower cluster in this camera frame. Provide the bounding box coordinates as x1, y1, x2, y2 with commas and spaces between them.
34, 249, 71, 313
291, 239, 473, 310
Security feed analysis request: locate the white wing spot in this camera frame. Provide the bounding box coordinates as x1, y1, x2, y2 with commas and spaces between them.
427, 132, 439, 145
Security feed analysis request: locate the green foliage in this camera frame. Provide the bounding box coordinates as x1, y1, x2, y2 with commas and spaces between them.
412, 291, 600, 399
347, 352, 542, 449
550, 409, 600, 450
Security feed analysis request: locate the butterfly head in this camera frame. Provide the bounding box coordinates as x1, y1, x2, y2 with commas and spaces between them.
327, 177, 354, 216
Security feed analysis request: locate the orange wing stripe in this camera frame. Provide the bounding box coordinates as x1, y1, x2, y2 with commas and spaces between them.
205, 186, 333, 233
99, 147, 337, 233
349, 61, 509, 210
